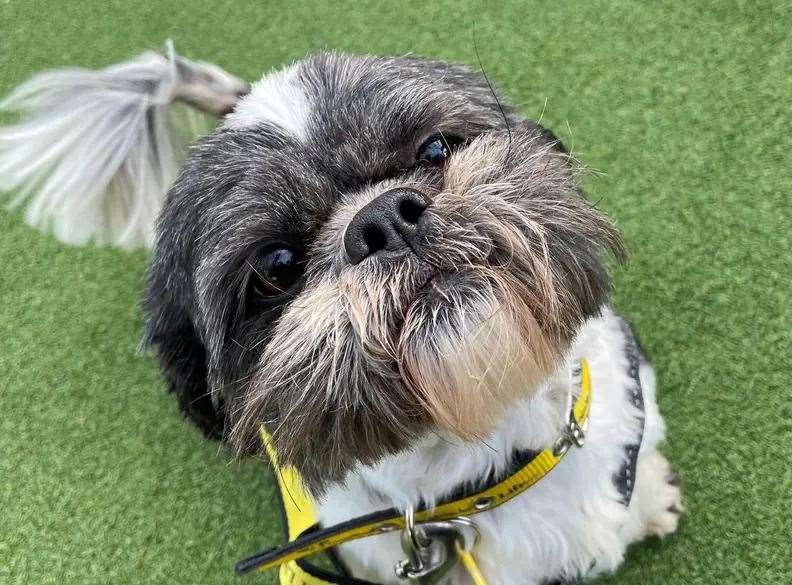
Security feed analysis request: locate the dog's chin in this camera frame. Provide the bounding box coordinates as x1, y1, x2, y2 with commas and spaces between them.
230, 265, 563, 493
396, 268, 561, 439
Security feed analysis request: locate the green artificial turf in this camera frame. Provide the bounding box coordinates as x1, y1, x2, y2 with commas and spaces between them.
1, 1, 790, 584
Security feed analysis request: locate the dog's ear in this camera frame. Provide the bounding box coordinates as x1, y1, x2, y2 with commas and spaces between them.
142, 259, 226, 440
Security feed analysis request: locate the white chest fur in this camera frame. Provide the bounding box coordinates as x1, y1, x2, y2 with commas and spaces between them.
316, 307, 670, 585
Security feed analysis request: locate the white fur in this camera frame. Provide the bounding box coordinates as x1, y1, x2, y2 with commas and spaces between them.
317, 307, 679, 584
223, 64, 311, 139
0, 42, 247, 249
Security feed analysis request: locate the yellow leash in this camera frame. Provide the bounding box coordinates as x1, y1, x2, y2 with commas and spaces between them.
455, 542, 488, 585
236, 359, 593, 585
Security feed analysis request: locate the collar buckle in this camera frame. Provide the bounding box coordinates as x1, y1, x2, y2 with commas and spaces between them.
553, 417, 587, 457
552, 361, 589, 457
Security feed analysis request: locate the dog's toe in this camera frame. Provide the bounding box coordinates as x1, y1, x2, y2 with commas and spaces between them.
647, 497, 682, 537
633, 451, 684, 538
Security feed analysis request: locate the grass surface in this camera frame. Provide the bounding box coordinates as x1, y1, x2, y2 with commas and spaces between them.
1, 1, 790, 584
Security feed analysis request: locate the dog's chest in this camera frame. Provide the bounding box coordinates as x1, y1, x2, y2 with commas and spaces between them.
316, 308, 659, 585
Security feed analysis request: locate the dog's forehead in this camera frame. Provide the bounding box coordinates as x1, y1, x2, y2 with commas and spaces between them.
224, 52, 504, 143
224, 62, 311, 138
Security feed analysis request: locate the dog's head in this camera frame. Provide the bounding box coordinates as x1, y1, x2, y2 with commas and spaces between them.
143, 52, 623, 493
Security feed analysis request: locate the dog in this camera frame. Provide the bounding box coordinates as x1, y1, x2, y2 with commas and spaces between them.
1, 46, 682, 585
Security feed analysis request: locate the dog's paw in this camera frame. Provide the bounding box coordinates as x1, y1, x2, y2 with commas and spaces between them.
634, 450, 684, 538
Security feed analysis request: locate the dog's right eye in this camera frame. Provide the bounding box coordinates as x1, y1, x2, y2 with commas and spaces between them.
416, 133, 463, 166
246, 245, 305, 300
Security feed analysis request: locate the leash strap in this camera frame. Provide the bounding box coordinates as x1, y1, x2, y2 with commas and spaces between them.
236, 359, 593, 577
455, 541, 488, 585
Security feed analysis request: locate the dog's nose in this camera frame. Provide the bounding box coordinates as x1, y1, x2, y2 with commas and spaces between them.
344, 188, 428, 265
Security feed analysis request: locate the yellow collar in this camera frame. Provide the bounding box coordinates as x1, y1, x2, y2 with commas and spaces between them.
236, 359, 592, 583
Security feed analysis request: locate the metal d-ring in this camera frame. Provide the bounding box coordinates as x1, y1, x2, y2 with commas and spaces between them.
553, 361, 588, 457
394, 508, 481, 584
403, 506, 428, 557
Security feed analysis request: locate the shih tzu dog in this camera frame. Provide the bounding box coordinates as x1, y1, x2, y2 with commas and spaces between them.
0, 44, 682, 585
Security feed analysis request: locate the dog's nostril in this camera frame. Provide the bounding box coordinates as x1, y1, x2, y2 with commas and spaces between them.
399, 198, 426, 224
362, 224, 388, 255
344, 188, 428, 264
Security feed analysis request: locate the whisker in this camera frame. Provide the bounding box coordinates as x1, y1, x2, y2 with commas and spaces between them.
473, 22, 513, 158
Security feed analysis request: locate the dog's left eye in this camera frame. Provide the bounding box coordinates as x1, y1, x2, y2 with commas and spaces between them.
417, 134, 457, 165
247, 245, 305, 299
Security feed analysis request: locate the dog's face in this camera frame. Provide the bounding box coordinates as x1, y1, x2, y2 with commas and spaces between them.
144, 53, 623, 493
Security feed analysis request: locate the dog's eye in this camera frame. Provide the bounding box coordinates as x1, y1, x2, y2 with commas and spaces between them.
247, 245, 304, 299
417, 134, 458, 165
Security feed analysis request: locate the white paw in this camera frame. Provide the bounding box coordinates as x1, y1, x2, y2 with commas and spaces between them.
633, 450, 683, 538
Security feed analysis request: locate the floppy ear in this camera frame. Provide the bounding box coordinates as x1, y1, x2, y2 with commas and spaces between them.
142, 275, 227, 440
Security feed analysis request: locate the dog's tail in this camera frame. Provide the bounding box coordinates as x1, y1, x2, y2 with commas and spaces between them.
0, 40, 249, 249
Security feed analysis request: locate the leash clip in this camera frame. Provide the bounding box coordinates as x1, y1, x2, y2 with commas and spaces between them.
394, 507, 479, 585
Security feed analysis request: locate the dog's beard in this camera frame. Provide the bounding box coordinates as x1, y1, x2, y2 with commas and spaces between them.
229, 127, 623, 493
399, 270, 556, 438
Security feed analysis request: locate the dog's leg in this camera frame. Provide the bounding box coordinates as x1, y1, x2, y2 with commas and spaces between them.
618, 324, 683, 542
624, 450, 684, 539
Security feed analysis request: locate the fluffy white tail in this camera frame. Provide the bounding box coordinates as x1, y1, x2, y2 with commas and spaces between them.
0, 41, 248, 249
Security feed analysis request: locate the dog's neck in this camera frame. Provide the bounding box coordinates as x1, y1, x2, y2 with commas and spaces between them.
340, 343, 584, 511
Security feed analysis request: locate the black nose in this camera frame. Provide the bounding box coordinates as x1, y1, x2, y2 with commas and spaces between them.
344, 188, 429, 265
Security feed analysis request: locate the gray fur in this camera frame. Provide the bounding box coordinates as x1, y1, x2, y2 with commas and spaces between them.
143, 53, 623, 493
